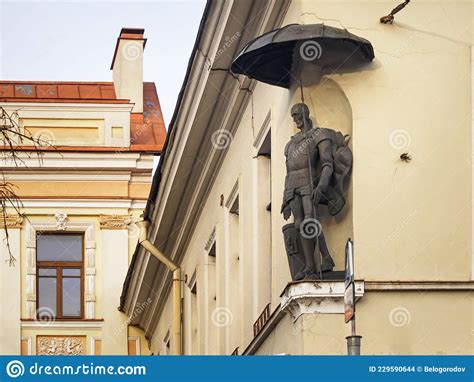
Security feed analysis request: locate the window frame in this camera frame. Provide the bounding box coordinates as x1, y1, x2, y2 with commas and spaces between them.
36, 232, 84, 320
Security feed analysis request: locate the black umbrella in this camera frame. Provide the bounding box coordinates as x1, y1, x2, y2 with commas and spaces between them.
231, 23, 374, 88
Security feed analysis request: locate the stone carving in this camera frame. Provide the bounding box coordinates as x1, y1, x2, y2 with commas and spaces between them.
100, 214, 132, 229
55, 213, 68, 230
0, 214, 23, 228
281, 103, 352, 280
37, 336, 86, 355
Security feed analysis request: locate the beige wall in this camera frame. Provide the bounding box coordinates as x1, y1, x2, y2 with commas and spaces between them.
101, 229, 129, 354
255, 291, 473, 355
0, 229, 21, 354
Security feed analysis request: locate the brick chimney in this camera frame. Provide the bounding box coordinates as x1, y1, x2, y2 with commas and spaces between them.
111, 28, 147, 112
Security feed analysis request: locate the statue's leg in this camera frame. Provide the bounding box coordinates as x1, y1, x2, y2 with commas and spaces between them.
302, 194, 321, 276
313, 203, 335, 272
289, 195, 315, 280
318, 231, 335, 271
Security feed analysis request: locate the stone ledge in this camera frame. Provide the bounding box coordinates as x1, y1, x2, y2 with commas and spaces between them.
280, 280, 364, 322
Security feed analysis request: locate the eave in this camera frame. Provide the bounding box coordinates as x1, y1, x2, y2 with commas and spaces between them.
120, 0, 291, 342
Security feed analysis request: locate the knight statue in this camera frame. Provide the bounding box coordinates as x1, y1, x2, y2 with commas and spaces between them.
281, 103, 352, 280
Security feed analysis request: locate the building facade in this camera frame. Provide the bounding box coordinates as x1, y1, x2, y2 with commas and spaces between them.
0, 28, 165, 355
121, 0, 473, 355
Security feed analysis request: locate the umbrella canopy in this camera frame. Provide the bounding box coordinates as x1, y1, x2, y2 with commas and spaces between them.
231, 23, 374, 88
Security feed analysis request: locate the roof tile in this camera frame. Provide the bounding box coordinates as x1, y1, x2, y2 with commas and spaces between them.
0, 81, 165, 153
79, 84, 101, 99
36, 84, 58, 98
57, 84, 80, 98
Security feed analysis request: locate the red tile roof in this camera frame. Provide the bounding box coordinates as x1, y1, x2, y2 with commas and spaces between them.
0, 80, 165, 153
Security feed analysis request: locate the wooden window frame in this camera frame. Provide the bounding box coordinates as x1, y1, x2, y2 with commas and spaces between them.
36, 232, 84, 320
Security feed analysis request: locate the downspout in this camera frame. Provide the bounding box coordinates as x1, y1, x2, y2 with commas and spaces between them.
135, 218, 182, 355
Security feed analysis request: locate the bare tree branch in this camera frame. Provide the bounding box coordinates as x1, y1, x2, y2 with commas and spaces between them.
0, 106, 54, 265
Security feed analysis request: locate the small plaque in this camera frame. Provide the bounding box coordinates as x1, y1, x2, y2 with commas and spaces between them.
344, 282, 355, 323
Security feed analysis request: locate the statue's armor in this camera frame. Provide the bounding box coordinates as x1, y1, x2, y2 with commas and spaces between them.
283, 127, 334, 205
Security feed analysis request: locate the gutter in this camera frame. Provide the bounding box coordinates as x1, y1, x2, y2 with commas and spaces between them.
136, 218, 182, 355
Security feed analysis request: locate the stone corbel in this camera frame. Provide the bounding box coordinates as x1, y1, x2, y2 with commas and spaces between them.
99, 214, 132, 229
280, 280, 364, 322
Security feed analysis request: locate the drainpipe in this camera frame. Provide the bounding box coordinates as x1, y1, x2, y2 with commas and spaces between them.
135, 218, 182, 355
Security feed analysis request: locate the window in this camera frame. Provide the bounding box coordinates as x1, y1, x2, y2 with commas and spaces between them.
36, 233, 84, 319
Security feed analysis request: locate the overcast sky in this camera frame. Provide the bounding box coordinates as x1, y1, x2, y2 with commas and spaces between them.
0, 0, 206, 126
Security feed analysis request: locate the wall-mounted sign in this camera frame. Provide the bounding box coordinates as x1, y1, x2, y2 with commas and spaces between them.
344, 239, 355, 323
344, 282, 355, 323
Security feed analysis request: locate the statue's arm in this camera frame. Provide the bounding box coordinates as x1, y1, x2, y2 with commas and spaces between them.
314, 138, 334, 204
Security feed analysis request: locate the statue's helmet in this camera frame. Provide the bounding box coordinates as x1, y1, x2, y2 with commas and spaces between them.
291, 103, 310, 119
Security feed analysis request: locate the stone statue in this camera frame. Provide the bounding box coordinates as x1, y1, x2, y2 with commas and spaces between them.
281, 103, 352, 280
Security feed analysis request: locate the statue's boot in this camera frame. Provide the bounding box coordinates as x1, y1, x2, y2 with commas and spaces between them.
321, 256, 335, 272
294, 270, 305, 281
295, 268, 319, 280
319, 232, 335, 272
295, 235, 317, 280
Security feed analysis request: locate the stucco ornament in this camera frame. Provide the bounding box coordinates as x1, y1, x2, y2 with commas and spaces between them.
37, 336, 85, 355
99, 214, 132, 229
0, 214, 23, 228
281, 103, 352, 280
54, 213, 68, 230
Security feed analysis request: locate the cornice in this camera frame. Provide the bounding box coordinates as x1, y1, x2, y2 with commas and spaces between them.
1, 102, 134, 113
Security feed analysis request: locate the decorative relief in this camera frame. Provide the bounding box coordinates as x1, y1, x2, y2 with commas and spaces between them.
99, 214, 132, 229
37, 336, 86, 355
54, 213, 68, 230
0, 214, 23, 228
